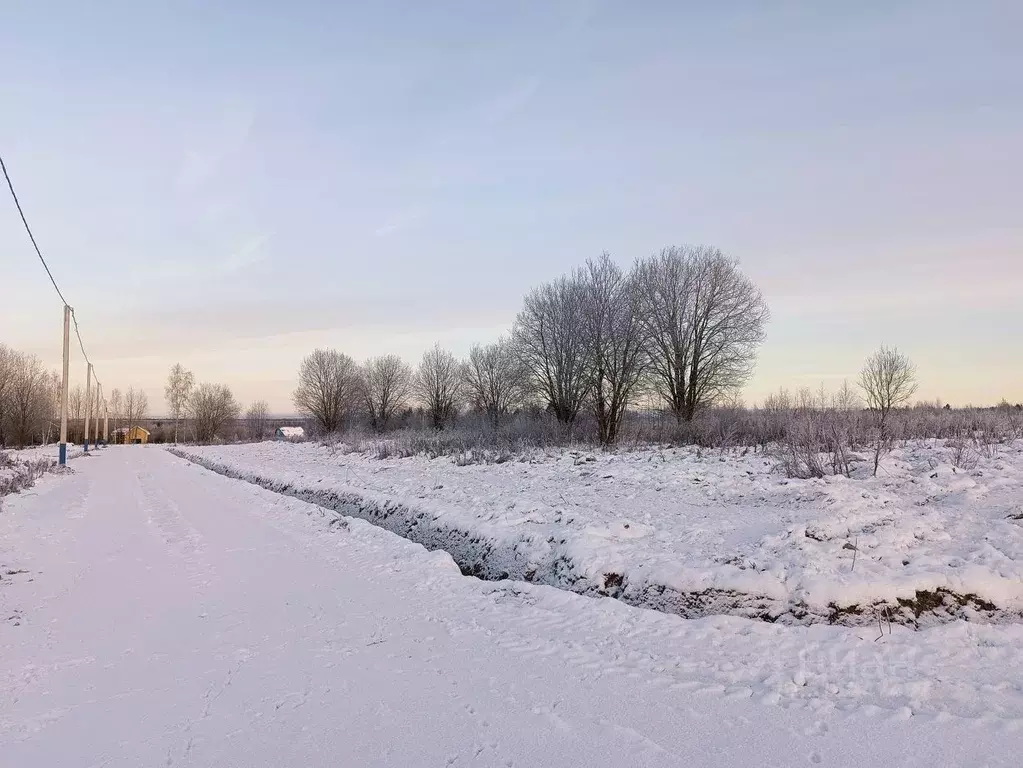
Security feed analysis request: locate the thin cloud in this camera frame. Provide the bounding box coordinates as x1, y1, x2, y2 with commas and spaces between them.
770, 275, 1023, 318
478, 76, 542, 125
135, 233, 270, 284
221, 234, 270, 272
175, 104, 256, 191
374, 207, 427, 237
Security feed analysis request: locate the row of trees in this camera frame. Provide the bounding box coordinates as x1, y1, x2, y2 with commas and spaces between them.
287, 242, 1002, 477
747, 346, 1019, 477
0, 352, 267, 448
0, 342, 150, 448
69, 384, 148, 443
0, 344, 58, 447
294, 246, 770, 446
164, 364, 256, 443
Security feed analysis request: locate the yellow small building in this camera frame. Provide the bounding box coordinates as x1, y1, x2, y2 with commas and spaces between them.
114, 426, 150, 444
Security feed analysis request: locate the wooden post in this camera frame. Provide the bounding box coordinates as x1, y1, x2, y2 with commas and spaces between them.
83, 363, 92, 452
59, 305, 70, 465
94, 383, 101, 447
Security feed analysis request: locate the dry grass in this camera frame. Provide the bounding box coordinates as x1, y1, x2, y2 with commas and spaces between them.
0, 451, 56, 504
299, 403, 1022, 470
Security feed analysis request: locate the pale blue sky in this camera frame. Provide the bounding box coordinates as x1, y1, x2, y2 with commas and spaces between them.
2, 1, 1021, 413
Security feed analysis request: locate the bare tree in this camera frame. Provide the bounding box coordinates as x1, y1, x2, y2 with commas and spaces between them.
512, 274, 590, 426
0, 344, 15, 445
5, 353, 54, 448
361, 355, 413, 432
415, 343, 462, 430
164, 363, 194, 444
44, 370, 61, 444
246, 399, 270, 440
833, 379, 862, 411
634, 245, 768, 423
859, 346, 918, 420
829, 378, 865, 454
189, 383, 241, 444
107, 388, 123, 441
462, 338, 529, 428
859, 345, 918, 475
41, 370, 60, 444
66, 384, 84, 443
577, 253, 647, 446
123, 387, 149, 431
293, 349, 361, 435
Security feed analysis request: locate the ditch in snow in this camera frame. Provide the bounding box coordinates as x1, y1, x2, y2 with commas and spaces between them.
169, 446, 1022, 628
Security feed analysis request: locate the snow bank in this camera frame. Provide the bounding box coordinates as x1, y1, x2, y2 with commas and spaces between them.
169, 440, 1023, 626
6, 444, 83, 463
1, 445, 81, 501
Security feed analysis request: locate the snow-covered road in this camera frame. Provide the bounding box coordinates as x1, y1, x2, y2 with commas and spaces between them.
1, 447, 1020, 767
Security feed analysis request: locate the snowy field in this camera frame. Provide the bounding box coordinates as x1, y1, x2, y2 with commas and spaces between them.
1, 447, 1022, 766
5, 444, 82, 463
2, 444, 84, 471
174, 440, 1023, 626
0, 444, 82, 498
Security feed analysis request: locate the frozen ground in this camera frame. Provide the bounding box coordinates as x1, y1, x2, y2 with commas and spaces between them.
2, 444, 84, 478
174, 440, 1023, 626
2, 447, 1022, 766
1, 444, 82, 498
5, 444, 83, 463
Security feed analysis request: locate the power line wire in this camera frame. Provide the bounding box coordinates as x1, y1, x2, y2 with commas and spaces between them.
71, 309, 99, 383
0, 152, 70, 307
1, 151, 100, 383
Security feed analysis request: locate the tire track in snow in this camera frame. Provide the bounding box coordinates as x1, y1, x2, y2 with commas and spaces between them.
136, 469, 205, 560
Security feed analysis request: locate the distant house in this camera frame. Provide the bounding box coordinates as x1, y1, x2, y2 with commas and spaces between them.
275, 426, 305, 442
113, 426, 151, 445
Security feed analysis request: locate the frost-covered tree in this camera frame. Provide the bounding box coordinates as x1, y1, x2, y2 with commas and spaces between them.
512, 274, 589, 426
361, 355, 413, 432
164, 364, 194, 444
0, 344, 14, 445
293, 349, 361, 435
4, 353, 55, 448
859, 345, 917, 475
188, 383, 240, 444
415, 343, 462, 430
634, 246, 768, 423
246, 399, 270, 440
107, 388, 123, 439
462, 338, 529, 428
576, 253, 647, 446
124, 387, 149, 430
67, 384, 85, 443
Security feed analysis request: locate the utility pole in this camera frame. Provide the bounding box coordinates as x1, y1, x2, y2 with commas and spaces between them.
94, 383, 101, 447
83, 363, 92, 452
103, 395, 109, 445
59, 305, 70, 465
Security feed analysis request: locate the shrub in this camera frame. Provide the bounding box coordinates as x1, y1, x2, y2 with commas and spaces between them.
0, 452, 55, 502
